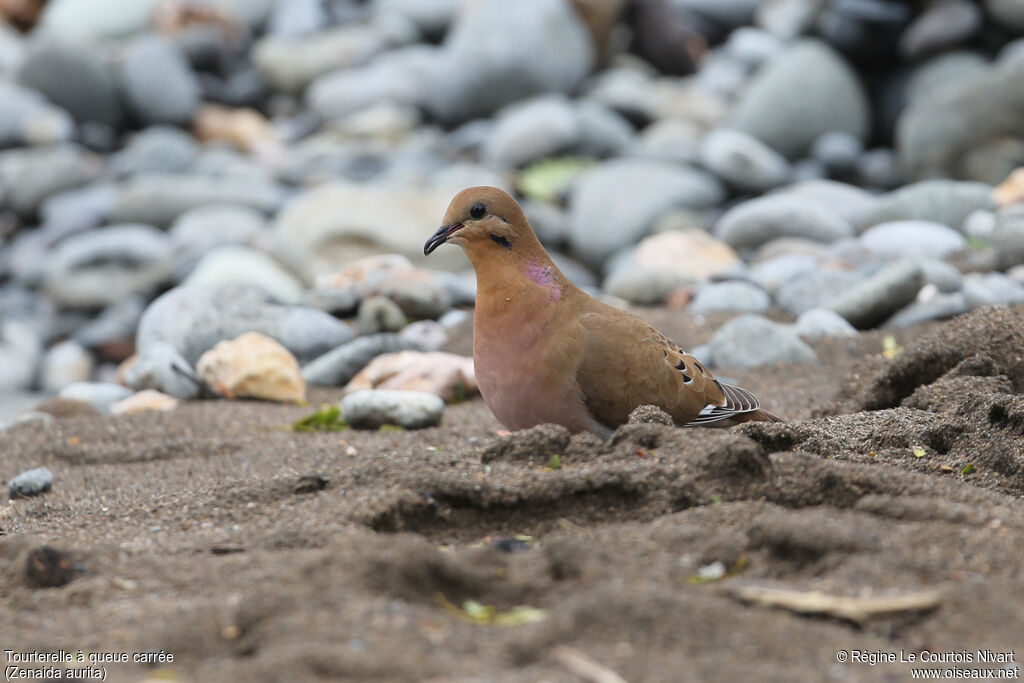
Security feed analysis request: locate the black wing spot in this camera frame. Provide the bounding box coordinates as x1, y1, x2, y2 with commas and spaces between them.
489, 234, 512, 250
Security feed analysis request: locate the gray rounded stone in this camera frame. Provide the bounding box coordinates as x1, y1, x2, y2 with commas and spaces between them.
0, 144, 101, 217
864, 180, 995, 230
730, 39, 870, 158
795, 308, 858, 339
111, 126, 199, 177
987, 0, 1024, 30
569, 159, 725, 268
810, 131, 863, 175
859, 220, 967, 259
775, 269, 863, 316
714, 195, 855, 249
708, 315, 817, 368
58, 381, 132, 414
0, 81, 75, 148
43, 224, 174, 308
119, 36, 200, 126
482, 95, 580, 169
698, 128, 791, 193
137, 284, 355, 366
897, 56, 1024, 181
123, 341, 201, 400
18, 40, 123, 126
357, 296, 409, 334
963, 272, 1024, 308
341, 389, 444, 429
8, 467, 53, 499
824, 260, 925, 329
111, 174, 287, 228
0, 320, 42, 392
775, 179, 879, 230
689, 281, 771, 314
421, 0, 593, 124
302, 334, 424, 386
183, 246, 305, 305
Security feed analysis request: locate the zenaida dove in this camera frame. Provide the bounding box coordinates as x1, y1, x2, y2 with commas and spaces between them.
424, 186, 781, 437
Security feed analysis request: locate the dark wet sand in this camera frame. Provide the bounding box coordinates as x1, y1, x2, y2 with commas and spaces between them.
2, 306, 1022, 682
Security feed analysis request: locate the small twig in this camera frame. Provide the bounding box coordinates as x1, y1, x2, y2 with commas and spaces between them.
551, 645, 629, 683
723, 583, 943, 625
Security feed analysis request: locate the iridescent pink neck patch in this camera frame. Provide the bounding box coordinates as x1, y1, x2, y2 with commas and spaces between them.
525, 260, 561, 301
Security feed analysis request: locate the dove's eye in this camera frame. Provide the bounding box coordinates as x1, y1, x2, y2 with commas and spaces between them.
470, 203, 486, 219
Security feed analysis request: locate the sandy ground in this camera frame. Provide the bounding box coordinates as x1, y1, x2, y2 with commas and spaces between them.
2, 306, 1023, 682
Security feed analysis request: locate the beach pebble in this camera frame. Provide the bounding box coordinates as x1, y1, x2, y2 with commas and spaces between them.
483, 95, 580, 169
689, 281, 771, 314
0, 321, 42, 392
420, 0, 593, 124
624, 229, 743, 283
254, 24, 396, 94
344, 351, 476, 402
169, 204, 266, 277
182, 246, 304, 305
568, 159, 725, 268
776, 179, 878, 230
119, 36, 200, 127
0, 81, 75, 148
962, 272, 1024, 308
746, 253, 817, 294
197, 332, 306, 403
775, 269, 863, 316
824, 260, 924, 329
706, 315, 817, 368
885, 292, 970, 327
699, 128, 791, 193
341, 389, 444, 429
715, 195, 855, 249
122, 342, 201, 400
302, 333, 425, 386
916, 258, 964, 293
0, 144, 101, 217
58, 381, 132, 414
865, 180, 995, 230
8, 467, 53, 499
40, 340, 94, 394
810, 131, 863, 176
603, 269, 692, 306
111, 173, 286, 228
110, 389, 179, 416
795, 308, 859, 339
38, 183, 117, 236
43, 224, 174, 308
357, 296, 408, 334
137, 284, 355, 366
730, 39, 869, 158
398, 320, 448, 351
18, 40, 123, 127
859, 220, 967, 259
272, 182, 462, 277
111, 126, 198, 177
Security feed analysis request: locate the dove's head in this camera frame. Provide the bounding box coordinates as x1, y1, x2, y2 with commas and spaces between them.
424, 186, 532, 258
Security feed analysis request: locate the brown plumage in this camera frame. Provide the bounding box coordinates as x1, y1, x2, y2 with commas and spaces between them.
424, 186, 781, 438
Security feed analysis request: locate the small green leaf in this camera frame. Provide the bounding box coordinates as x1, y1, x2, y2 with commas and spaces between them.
379, 424, 406, 433
912, 446, 926, 458
452, 382, 467, 404
547, 454, 561, 470
292, 405, 347, 432
882, 335, 903, 359
494, 605, 548, 626
518, 156, 595, 203
960, 464, 976, 476
710, 494, 723, 505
